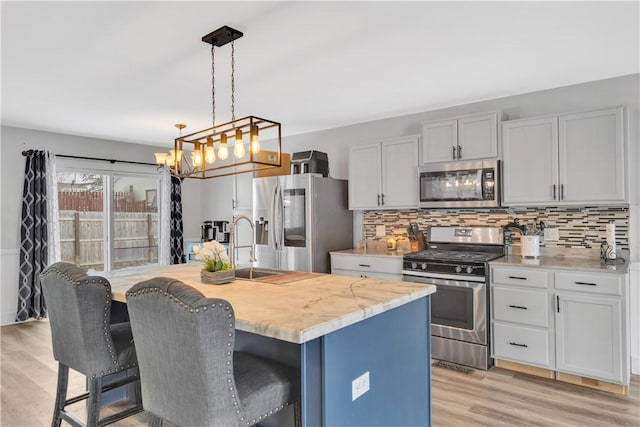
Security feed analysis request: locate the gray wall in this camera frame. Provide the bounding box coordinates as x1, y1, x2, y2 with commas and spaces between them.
281, 74, 640, 259
1, 75, 638, 372
280, 73, 640, 374
0, 126, 202, 324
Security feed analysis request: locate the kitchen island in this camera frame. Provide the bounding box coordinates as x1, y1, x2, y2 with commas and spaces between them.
105, 263, 436, 427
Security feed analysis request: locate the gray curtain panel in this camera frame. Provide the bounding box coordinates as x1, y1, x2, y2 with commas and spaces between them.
16, 150, 49, 321
170, 175, 184, 264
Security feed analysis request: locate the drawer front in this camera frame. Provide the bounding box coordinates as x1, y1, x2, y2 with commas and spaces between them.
555, 272, 622, 296
492, 267, 549, 289
493, 287, 549, 327
493, 323, 551, 367
331, 254, 402, 274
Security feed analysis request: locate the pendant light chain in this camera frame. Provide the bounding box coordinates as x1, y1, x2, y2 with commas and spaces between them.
211, 45, 216, 127
231, 38, 236, 122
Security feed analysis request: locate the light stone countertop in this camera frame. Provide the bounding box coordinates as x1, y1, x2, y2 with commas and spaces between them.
491, 254, 629, 274
104, 263, 435, 344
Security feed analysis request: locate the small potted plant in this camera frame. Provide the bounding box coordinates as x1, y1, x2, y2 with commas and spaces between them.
193, 240, 234, 285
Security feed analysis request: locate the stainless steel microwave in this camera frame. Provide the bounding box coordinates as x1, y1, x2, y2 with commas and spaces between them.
418, 160, 500, 208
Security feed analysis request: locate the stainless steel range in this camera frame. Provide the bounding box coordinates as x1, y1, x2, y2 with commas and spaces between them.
402, 226, 505, 370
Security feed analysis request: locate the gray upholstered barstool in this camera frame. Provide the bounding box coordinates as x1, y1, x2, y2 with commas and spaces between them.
126, 277, 300, 427
40, 262, 143, 427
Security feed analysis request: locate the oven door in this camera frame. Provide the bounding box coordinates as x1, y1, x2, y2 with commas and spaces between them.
403, 274, 486, 345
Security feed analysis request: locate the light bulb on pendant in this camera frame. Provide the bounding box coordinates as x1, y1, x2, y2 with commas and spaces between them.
233, 128, 245, 158
192, 141, 203, 167
250, 125, 260, 154
218, 133, 229, 160
205, 137, 216, 164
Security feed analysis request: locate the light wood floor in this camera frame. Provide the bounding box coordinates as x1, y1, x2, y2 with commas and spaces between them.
2, 320, 639, 426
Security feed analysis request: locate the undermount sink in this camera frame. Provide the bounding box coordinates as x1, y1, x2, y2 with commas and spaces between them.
234, 267, 287, 280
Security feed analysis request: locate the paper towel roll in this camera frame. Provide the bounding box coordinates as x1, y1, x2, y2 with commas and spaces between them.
606, 222, 616, 259
606, 222, 616, 245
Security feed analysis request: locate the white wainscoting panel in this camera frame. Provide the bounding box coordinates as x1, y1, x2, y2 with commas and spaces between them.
1, 249, 20, 325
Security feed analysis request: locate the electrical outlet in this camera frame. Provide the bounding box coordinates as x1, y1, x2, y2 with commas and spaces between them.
544, 228, 559, 242
375, 225, 386, 237
352, 371, 370, 401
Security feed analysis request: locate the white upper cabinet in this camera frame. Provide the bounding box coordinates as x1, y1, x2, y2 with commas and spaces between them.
348, 143, 382, 209
502, 107, 626, 206
421, 112, 498, 164
502, 117, 559, 204
558, 108, 625, 203
349, 135, 419, 210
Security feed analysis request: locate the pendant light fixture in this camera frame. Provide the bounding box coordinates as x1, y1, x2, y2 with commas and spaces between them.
155, 26, 282, 179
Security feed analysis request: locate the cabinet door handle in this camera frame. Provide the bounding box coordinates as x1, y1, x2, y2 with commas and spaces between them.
552, 184, 557, 200
509, 342, 528, 348
575, 281, 597, 286
508, 304, 528, 310
377, 194, 381, 206
381, 194, 385, 206
452, 146, 457, 160
557, 295, 560, 313
508, 276, 528, 280
457, 145, 462, 159
560, 184, 564, 200
358, 264, 371, 268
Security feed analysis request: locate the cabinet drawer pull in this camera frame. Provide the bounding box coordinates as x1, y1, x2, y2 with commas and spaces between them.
358, 264, 371, 268
509, 342, 528, 348
575, 281, 597, 286
508, 304, 528, 310
508, 276, 528, 280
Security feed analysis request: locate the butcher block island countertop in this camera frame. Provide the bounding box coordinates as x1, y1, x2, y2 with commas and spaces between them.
105, 263, 435, 344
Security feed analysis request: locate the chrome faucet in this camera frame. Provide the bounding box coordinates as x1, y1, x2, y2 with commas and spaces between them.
229, 214, 256, 269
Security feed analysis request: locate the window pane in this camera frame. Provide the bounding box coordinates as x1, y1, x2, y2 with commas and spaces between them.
112, 175, 159, 269
57, 173, 105, 271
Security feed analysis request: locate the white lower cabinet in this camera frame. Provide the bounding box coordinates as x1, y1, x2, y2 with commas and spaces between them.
493, 323, 552, 367
490, 265, 629, 385
556, 293, 623, 383
330, 253, 402, 280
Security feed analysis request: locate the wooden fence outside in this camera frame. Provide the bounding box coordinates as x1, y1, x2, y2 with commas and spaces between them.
58, 191, 148, 212
59, 210, 159, 270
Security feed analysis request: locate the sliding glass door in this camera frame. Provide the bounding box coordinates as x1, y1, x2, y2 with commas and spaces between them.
56, 171, 160, 271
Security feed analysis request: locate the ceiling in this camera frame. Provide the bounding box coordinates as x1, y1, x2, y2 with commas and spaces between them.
2, 1, 638, 147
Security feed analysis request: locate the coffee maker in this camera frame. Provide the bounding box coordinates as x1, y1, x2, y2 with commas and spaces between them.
201, 220, 230, 243
201, 221, 215, 242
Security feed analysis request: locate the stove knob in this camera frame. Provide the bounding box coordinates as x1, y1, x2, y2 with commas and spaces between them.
455, 265, 463, 273
411, 262, 418, 269
466, 266, 474, 274
421, 262, 428, 270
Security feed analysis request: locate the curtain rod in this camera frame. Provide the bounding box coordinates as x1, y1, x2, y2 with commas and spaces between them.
21, 150, 157, 167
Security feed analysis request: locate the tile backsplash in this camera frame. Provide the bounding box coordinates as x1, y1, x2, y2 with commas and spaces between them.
363, 206, 629, 251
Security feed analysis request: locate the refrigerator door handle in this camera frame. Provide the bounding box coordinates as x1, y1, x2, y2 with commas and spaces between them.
270, 182, 284, 251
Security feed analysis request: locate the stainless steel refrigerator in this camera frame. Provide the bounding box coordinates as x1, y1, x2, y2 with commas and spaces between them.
252, 174, 353, 273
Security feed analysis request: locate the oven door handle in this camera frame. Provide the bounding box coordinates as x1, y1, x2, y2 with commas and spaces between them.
402, 273, 485, 288
402, 271, 485, 284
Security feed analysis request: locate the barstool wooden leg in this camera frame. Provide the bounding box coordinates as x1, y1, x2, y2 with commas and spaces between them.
86, 376, 102, 427
51, 363, 69, 427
